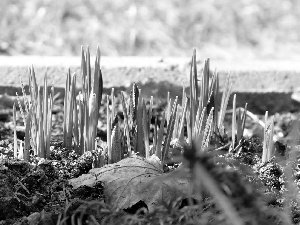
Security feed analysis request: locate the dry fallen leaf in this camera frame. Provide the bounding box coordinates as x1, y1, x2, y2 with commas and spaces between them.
69, 155, 191, 211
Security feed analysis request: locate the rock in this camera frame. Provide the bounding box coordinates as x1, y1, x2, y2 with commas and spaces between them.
27, 212, 40, 225
27, 211, 56, 225
292, 88, 300, 102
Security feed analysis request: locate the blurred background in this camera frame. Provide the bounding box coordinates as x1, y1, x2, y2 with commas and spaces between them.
1, 0, 300, 60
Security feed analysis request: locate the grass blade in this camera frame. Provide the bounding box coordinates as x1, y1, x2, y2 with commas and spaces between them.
218, 75, 232, 131
231, 94, 237, 150
162, 96, 178, 163
202, 107, 214, 150
189, 147, 245, 225
262, 111, 269, 163
142, 99, 150, 158
156, 112, 165, 160
110, 88, 115, 126
166, 92, 171, 124
267, 116, 275, 161
107, 95, 112, 163
121, 92, 131, 155
13, 103, 18, 158
178, 97, 188, 141
195, 107, 207, 139
130, 83, 139, 124
136, 91, 145, 157
111, 121, 122, 163
24, 107, 31, 161
88, 93, 97, 151
46, 91, 53, 158
153, 116, 158, 155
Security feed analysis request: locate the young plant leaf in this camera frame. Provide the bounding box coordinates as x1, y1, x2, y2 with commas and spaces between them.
162, 97, 178, 163
231, 94, 237, 150
121, 91, 132, 155
262, 111, 269, 163
156, 112, 165, 160
218, 75, 232, 132
136, 92, 145, 157
111, 120, 122, 163
142, 99, 150, 158
13, 103, 18, 158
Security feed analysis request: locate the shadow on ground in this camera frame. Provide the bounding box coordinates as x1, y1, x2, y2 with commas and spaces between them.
1, 80, 299, 115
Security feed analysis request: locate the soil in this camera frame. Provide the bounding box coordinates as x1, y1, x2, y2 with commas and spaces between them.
1, 88, 300, 225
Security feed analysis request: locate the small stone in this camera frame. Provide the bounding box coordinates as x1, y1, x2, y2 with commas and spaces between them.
27, 212, 40, 225
291, 88, 300, 102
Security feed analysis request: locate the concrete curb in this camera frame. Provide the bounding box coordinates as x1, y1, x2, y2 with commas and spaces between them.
1, 56, 300, 91
1, 56, 300, 114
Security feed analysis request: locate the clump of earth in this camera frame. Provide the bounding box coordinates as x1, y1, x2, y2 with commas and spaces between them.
1, 93, 300, 225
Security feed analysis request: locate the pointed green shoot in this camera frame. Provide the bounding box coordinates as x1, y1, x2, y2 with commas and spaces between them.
231, 94, 237, 150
